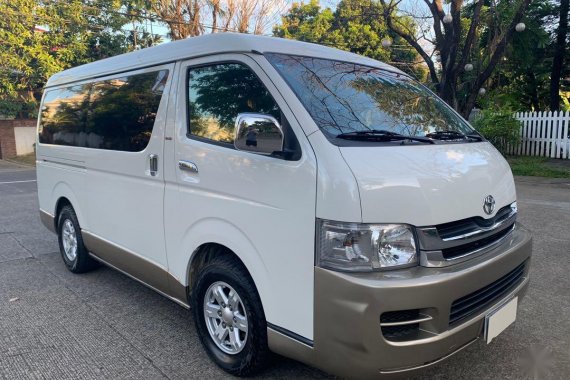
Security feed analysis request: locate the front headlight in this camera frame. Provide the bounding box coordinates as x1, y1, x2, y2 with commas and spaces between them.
316, 220, 418, 272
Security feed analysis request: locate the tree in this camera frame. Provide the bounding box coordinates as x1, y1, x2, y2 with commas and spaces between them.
378, 0, 532, 117
0, 0, 89, 117
152, 0, 203, 39
153, 0, 286, 39
208, 0, 222, 32
217, 0, 286, 34
480, 0, 555, 111
333, 0, 428, 79
274, 0, 428, 79
550, 0, 569, 110
274, 1, 340, 45
0, 0, 140, 118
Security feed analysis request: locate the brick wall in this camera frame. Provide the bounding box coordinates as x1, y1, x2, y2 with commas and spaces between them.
0, 119, 36, 159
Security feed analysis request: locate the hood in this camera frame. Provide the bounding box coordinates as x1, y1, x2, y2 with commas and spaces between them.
340, 142, 516, 226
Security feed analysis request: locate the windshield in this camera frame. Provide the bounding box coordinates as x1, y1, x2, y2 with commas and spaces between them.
266, 53, 475, 142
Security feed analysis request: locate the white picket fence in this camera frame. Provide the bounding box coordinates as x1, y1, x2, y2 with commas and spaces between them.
509, 111, 570, 159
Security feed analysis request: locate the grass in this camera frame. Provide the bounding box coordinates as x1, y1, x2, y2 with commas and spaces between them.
6, 152, 36, 167
506, 155, 570, 178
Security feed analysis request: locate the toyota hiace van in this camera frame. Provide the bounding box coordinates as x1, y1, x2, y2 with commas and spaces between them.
37, 33, 532, 378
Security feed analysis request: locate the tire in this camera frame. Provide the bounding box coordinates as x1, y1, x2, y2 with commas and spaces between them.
192, 255, 269, 376
57, 205, 97, 273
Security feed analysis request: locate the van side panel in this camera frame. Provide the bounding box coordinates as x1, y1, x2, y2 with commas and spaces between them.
81, 64, 174, 273
36, 145, 88, 230
37, 64, 174, 277
164, 54, 318, 341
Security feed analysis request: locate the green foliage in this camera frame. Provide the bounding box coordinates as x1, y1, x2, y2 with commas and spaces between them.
0, 98, 22, 118
0, 0, 88, 97
479, 0, 559, 111
473, 108, 521, 155
274, 0, 427, 79
274, 1, 340, 46
0, 0, 142, 118
0, 97, 38, 118
459, 0, 569, 112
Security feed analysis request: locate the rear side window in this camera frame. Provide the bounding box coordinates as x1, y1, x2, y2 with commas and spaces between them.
39, 70, 168, 152
187, 63, 281, 144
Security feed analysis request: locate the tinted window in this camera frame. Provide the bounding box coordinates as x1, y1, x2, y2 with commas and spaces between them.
187, 63, 280, 144
266, 54, 474, 141
39, 70, 168, 152
38, 84, 91, 147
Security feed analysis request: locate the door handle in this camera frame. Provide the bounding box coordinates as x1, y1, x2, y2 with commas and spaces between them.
149, 154, 158, 176
178, 160, 198, 173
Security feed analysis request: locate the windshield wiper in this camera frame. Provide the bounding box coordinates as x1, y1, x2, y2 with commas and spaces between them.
465, 133, 484, 141
425, 130, 483, 141
336, 130, 435, 144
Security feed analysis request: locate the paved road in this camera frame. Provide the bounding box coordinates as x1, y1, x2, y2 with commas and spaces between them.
0, 160, 568, 379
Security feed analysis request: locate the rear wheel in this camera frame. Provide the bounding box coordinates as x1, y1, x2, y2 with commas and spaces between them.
57, 205, 97, 273
192, 255, 269, 376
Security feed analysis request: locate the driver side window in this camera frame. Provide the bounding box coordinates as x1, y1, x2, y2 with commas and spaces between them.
187, 62, 281, 144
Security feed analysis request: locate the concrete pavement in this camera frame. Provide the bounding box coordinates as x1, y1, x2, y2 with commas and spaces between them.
0, 160, 568, 379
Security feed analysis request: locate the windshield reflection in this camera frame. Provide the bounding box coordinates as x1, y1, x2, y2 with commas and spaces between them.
266, 54, 473, 140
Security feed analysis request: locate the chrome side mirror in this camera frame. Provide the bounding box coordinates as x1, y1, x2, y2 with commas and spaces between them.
234, 113, 284, 156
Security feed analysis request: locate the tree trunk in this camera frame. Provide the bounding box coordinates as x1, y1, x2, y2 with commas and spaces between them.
550, 0, 569, 111
132, 20, 137, 48
461, 91, 478, 119
439, 75, 458, 110
212, 2, 218, 33
528, 71, 541, 110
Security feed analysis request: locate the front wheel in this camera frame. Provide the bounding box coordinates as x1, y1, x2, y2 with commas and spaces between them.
192, 256, 269, 376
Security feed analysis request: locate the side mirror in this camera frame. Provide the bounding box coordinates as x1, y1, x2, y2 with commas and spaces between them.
234, 113, 284, 156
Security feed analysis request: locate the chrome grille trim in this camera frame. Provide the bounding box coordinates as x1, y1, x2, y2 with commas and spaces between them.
440, 204, 517, 242
420, 224, 516, 267
417, 202, 517, 251
417, 202, 517, 267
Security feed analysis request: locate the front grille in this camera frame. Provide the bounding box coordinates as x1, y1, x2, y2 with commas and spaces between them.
417, 203, 518, 267
441, 222, 515, 260
437, 204, 514, 240
449, 262, 525, 325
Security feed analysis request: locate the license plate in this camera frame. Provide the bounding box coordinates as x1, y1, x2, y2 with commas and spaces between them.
484, 297, 518, 343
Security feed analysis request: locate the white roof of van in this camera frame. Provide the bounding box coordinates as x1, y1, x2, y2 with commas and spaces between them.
46, 33, 405, 88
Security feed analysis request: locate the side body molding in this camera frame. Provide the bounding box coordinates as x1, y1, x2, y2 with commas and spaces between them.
83, 230, 189, 308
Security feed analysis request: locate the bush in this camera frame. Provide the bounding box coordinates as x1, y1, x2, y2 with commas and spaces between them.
0, 99, 22, 119
472, 108, 521, 155
0, 98, 38, 119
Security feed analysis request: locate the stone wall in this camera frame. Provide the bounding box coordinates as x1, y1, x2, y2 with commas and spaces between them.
0, 119, 36, 159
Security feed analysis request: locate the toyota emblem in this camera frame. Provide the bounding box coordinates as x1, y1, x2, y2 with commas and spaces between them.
483, 195, 496, 215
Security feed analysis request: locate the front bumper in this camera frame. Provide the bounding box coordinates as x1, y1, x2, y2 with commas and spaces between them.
272, 223, 532, 379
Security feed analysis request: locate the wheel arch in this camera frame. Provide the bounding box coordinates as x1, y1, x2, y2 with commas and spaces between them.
175, 218, 272, 319
51, 181, 86, 229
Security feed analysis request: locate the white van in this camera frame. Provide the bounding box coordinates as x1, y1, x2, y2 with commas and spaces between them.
37, 34, 532, 378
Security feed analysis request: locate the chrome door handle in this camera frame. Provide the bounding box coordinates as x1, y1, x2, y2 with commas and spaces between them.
178, 160, 198, 173
149, 154, 158, 176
